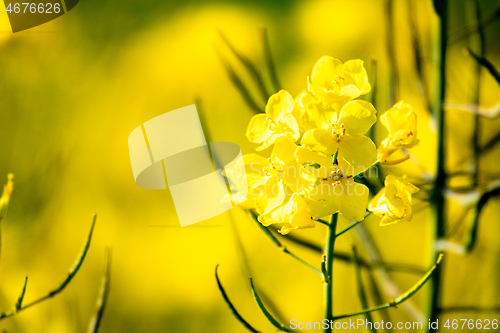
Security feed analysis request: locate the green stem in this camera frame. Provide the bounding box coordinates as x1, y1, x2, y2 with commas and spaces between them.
429, 0, 447, 328
336, 211, 372, 237
324, 214, 338, 333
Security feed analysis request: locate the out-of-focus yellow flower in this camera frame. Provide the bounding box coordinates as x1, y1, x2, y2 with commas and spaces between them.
377, 101, 420, 163
296, 147, 369, 221
246, 90, 300, 151
301, 100, 377, 168
0, 173, 14, 221
258, 193, 315, 235
307, 56, 370, 107
368, 175, 419, 226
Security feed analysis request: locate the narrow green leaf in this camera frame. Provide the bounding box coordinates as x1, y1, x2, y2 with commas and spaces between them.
14, 277, 28, 312
259, 28, 281, 93
220, 31, 270, 102
219, 56, 264, 114
250, 279, 291, 332
215, 265, 260, 333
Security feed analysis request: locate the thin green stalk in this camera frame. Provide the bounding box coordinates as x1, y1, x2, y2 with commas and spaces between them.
215, 265, 260, 333
336, 211, 371, 237
0, 215, 97, 320
14, 277, 28, 312
467, 49, 500, 85
324, 214, 338, 333
250, 279, 291, 332
334, 254, 444, 320
352, 245, 376, 333
429, 0, 447, 328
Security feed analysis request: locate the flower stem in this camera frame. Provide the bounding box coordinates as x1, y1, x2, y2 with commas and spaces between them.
324, 213, 338, 333
429, 0, 447, 328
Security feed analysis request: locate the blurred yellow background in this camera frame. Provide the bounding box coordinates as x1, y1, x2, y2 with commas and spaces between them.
0, 0, 499, 332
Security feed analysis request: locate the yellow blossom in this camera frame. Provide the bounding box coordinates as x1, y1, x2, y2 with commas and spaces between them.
368, 175, 419, 226
307, 56, 371, 107
295, 147, 369, 221
246, 90, 300, 151
377, 101, 420, 163
301, 100, 378, 168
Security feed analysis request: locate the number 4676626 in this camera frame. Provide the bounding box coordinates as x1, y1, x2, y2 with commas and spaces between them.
5, 3, 61, 14
443, 319, 498, 330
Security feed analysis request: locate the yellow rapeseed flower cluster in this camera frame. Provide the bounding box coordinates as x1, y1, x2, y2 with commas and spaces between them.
243, 56, 420, 233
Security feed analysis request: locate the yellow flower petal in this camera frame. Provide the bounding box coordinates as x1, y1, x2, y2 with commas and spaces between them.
338, 135, 377, 173
271, 137, 298, 164
281, 114, 300, 141
266, 90, 294, 120
368, 175, 419, 226
307, 57, 371, 105
338, 100, 377, 136
310, 56, 344, 91
339, 178, 369, 221
295, 146, 334, 179
246, 114, 272, 144
255, 177, 286, 215
306, 181, 343, 219
278, 194, 315, 235
301, 129, 339, 156
342, 59, 371, 96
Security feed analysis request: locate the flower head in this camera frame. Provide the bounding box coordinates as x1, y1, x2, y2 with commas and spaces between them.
378, 101, 420, 162
300, 100, 377, 168
296, 147, 369, 221
368, 175, 419, 226
246, 90, 300, 151
307, 56, 371, 107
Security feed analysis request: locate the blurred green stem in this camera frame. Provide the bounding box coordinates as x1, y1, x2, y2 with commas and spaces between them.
324, 214, 338, 333
429, 0, 447, 328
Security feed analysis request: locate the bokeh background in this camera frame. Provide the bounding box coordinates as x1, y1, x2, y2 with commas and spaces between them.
0, 0, 499, 332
